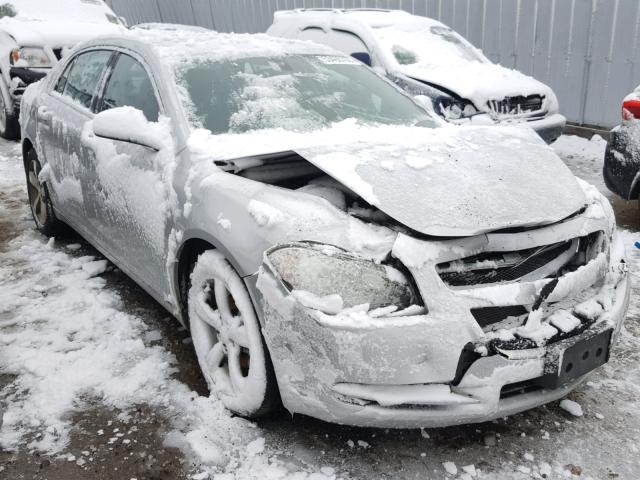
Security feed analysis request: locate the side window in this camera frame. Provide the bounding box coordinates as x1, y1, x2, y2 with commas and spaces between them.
327, 30, 370, 57
54, 58, 75, 94
61, 50, 112, 109
99, 54, 160, 122
298, 27, 328, 44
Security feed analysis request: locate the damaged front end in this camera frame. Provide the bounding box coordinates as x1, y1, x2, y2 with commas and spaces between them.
254, 183, 629, 428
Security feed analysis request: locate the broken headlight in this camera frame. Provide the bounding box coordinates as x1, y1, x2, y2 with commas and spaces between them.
265, 242, 423, 312
439, 98, 478, 120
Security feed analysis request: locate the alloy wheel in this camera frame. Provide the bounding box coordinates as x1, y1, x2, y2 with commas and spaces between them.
26, 160, 47, 227
188, 251, 270, 415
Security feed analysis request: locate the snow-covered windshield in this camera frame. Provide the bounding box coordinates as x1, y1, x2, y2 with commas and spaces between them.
175, 54, 435, 134
376, 23, 487, 67
0, 0, 120, 24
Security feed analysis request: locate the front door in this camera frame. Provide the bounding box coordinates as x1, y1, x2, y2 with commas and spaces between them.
83, 52, 174, 301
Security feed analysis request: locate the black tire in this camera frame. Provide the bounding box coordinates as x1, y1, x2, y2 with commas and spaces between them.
187, 250, 280, 418
24, 149, 62, 236
0, 89, 19, 140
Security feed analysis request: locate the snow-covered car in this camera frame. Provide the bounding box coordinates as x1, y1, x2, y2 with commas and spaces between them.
0, 0, 125, 139
604, 85, 640, 203
20, 29, 629, 428
267, 8, 566, 144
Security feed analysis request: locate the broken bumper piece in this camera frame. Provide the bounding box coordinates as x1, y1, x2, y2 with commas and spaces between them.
255, 216, 628, 428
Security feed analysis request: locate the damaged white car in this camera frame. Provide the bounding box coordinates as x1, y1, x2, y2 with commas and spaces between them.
268, 9, 566, 144
20, 29, 629, 427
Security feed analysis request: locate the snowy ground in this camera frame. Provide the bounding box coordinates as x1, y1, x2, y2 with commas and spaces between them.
0, 135, 638, 479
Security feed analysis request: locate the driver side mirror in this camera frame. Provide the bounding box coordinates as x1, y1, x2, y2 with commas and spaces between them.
350, 52, 372, 67
92, 107, 164, 152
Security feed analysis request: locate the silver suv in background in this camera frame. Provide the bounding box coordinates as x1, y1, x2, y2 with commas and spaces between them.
0, 0, 125, 138
268, 8, 566, 144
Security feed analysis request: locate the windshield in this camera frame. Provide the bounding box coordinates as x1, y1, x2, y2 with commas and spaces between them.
376, 23, 487, 67
0, 0, 120, 24
175, 54, 435, 134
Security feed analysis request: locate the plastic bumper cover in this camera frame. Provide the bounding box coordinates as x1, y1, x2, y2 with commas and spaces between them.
256, 226, 628, 428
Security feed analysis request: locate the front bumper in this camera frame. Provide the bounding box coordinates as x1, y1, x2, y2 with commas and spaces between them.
466, 112, 566, 144
526, 113, 566, 144
603, 123, 640, 200
255, 211, 628, 428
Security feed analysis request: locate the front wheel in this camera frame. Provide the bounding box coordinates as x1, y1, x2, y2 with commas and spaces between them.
188, 250, 279, 417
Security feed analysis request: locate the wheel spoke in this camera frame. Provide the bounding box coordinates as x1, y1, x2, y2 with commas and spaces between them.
228, 323, 250, 349
226, 343, 246, 392
214, 280, 235, 325
28, 171, 39, 189
207, 343, 233, 395
194, 293, 222, 330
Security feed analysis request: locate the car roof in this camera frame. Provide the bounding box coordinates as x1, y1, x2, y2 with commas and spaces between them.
272, 8, 444, 30
74, 29, 338, 69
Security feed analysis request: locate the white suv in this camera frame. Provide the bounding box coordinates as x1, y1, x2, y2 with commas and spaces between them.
268, 8, 566, 144
0, 0, 125, 138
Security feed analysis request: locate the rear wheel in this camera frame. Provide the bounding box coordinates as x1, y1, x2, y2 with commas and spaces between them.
0, 86, 19, 140
188, 250, 279, 417
25, 150, 62, 236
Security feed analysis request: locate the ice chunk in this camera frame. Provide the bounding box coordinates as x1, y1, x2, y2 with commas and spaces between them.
81, 260, 108, 277
442, 461, 457, 475
548, 310, 581, 333
573, 298, 604, 321
559, 399, 583, 417
246, 437, 265, 456
290, 290, 344, 315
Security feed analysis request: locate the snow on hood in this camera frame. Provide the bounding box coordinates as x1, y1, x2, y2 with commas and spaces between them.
400, 61, 553, 108
190, 122, 586, 237
295, 126, 585, 236
0, 17, 124, 47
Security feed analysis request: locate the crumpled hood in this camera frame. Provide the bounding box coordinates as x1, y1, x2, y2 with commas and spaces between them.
294, 125, 586, 237
400, 61, 553, 109
0, 18, 124, 47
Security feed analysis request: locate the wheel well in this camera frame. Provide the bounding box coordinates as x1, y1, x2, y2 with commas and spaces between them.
22, 138, 34, 167
176, 238, 216, 325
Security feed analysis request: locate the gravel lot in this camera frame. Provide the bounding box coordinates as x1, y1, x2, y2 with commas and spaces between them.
1, 134, 638, 480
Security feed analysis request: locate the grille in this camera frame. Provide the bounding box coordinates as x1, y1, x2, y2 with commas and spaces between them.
437, 239, 578, 287
471, 305, 528, 329
487, 94, 544, 116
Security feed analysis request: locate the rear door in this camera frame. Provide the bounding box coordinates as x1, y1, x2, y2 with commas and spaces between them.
86, 51, 173, 300
36, 49, 113, 229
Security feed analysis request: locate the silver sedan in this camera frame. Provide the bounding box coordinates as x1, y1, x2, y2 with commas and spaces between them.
20, 29, 629, 427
